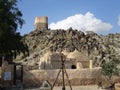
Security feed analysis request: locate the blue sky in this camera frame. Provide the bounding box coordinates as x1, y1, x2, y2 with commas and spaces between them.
18, 0, 120, 35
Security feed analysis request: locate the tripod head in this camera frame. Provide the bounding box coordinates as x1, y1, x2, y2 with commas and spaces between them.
61, 53, 66, 62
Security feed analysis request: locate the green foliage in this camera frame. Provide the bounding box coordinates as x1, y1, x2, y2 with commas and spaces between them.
0, 0, 29, 61
0, 0, 24, 33
101, 57, 120, 84
101, 42, 120, 83
101, 60, 119, 78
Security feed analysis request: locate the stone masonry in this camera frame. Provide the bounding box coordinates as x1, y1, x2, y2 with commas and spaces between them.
34, 16, 48, 30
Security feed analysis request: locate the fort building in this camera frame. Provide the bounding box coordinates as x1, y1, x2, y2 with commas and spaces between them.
39, 49, 93, 70
34, 16, 48, 30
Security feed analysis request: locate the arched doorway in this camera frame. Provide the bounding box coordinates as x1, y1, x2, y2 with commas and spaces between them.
71, 65, 76, 69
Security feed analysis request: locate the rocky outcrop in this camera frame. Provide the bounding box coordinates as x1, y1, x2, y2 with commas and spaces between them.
15, 28, 120, 70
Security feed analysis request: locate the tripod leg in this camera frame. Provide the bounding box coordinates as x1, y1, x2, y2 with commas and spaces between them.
62, 66, 65, 90
52, 68, 62, 90
64, 68, 72, 90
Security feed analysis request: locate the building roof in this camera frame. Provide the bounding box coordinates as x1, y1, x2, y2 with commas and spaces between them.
67, 49, 89, 61
62, 49, 70, 56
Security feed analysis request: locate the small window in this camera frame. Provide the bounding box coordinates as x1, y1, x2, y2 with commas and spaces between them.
71, 65, 76, 69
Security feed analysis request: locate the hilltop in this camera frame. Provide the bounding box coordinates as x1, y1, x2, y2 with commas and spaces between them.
15, 27, 120, 69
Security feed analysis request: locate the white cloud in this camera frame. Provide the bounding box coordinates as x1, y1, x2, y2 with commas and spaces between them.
118, 15, 120, 26
49, 12, 112, 33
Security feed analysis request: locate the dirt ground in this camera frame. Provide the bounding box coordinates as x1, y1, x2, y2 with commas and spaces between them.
25, 85, 107, 90
52, 85, 107, 90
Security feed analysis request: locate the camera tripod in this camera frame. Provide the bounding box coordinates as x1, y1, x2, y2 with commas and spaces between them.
51, 53, 72, 90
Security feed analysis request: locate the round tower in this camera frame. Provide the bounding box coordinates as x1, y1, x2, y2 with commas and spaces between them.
34, 16, 48, 30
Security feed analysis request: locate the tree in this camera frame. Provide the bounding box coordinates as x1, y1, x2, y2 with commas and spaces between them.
0, 0, 29, 64
101, 57, 120, 84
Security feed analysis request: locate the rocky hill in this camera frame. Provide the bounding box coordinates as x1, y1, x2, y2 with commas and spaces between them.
15, 27, 120, 69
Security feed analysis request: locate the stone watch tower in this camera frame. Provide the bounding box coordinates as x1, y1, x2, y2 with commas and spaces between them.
34, 16, 48, 30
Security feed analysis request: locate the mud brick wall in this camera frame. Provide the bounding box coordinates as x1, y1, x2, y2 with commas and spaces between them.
23, 68, 102, 88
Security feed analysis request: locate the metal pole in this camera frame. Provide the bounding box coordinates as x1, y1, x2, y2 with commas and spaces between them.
64, 68, 72, 90
52, 68, 62, 90
61, 54, 65, 90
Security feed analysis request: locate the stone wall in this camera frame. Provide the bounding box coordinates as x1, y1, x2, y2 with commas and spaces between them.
23, 68, 101, 88
34, 16, 48, 30
1, 62, 14, 87
77, 60, 90, 68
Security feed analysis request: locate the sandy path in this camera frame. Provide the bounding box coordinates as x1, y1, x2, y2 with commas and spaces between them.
25, 85, 107, 90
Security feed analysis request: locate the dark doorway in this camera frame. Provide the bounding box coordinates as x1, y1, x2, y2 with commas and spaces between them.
71, 65, 76, 69
14, 64, 23, 86
0, 57, 2, 66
